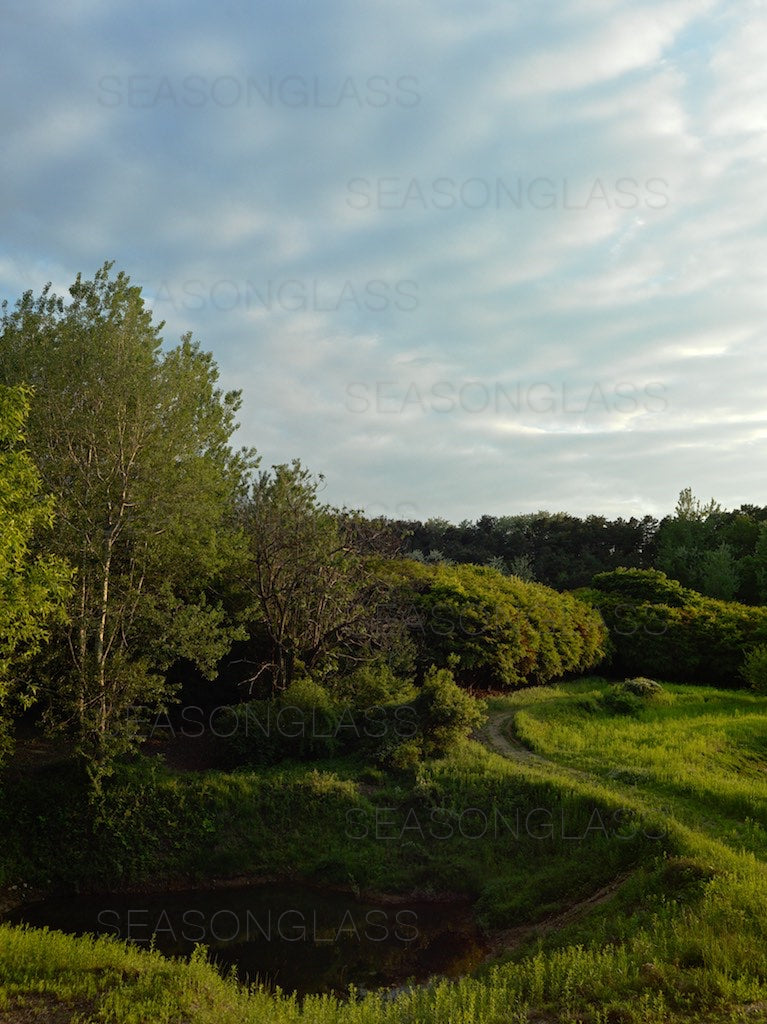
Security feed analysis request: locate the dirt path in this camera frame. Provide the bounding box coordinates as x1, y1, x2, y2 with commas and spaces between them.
475, 708, 593, 786
475, 708, 631, 960
481, 871, 632, 962
474, 710, 549, 765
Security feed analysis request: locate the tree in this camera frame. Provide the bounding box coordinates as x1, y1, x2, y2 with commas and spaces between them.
656, 487, 722, 592
699, 544, 739, 601
754, 524, 767, 604
673, 486, 721, 522
384, 559, 608, 688
0, 384, 72, 762
507, 552, 535, 581
0, 264, 252, 780
413, 662, 486, 756
237, 460, 401, 692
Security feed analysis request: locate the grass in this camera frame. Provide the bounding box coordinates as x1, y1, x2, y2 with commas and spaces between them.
508, 678, 767, 857
5, 676, 767, 1020
0, 743, 660, 915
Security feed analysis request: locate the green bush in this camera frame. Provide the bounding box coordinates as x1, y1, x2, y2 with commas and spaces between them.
583, 568, 767, 687
220, 665, 486, 770
382, 559, 608, 688
590, 567, 697, 607
601, 685, 643, 716
741, 645, 767, 692
325, 659, 415, 708
218, 680, 343, 766
388, 737, 424, 774
623, 676, 664, 697
413, 664, 487, 756
575, 695, 602, 715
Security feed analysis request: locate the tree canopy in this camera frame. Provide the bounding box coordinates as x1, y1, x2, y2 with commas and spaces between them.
0, 263, 254, 778
236, 460, 404, 692
0, 384, 72, 762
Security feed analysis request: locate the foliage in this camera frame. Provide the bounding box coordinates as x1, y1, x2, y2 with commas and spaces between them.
622, 677, 664, 697
673, 486, 722, 522
585, 678, 666, 717
12, 680, 767, 1020
0, 384, 72, 762
11, 680, 767, 1020
396, 494, 767, 606
0, 263, 252, 781
741, 645, 767, 692
218, 666, 480, 769
399, 510, 661, 590
590, 566, 697, 607
601, 685, 644, 716
754, 523, 767, 603
585, 568, 767, 686
699, 543, 740, 601
656, 489, 743, 601
324, 659, 415, 709
383, 558, 608, 687
413, 663, 486, 755
236, 461, 406, 692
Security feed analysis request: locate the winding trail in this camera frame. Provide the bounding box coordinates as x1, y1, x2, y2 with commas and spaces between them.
482, 870, 633, 961
474, 710, 548, 765
474, 707, 633, 959
474, 707, 593, 784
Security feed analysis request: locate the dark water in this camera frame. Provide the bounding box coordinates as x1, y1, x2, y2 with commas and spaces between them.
6, 883, 487, 997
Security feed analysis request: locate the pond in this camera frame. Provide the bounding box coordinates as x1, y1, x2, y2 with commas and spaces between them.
6, 882, 488, 997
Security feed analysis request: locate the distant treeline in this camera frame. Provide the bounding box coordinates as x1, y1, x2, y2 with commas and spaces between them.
390, 497, 767, 604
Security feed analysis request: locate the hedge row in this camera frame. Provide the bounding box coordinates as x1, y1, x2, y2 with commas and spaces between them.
380, 560, 608, 688
581, 567, 767, 686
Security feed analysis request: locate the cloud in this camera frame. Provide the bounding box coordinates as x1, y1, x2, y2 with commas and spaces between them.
0, 0, 764, 521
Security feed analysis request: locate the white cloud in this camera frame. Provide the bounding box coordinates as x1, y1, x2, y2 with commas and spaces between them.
1, 0, 764, 521
496, 1, 712, 97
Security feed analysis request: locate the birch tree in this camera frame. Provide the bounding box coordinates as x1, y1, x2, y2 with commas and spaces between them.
0, 263, 252, 779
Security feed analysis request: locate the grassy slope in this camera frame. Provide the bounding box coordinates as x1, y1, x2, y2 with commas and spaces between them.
4, 678, 767, 1021
510, 679, 767, 857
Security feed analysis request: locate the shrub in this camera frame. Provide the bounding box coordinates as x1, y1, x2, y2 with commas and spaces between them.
742, 645, 767, 692
623, 677, 664, 697
590, 567, 697, 607
584, 568, 767, 687
216, 701, 283, 766
220, 665, 485, 769
219, 671, 423, 768
358, 765, 385, 785
413, 664, 487, 756
601, 685, 643, 716
325, 659, 415, 708
576, 696, 602, 715
381, 559, 608, 688
388, 738, 424, 775
218, 680, 343, 766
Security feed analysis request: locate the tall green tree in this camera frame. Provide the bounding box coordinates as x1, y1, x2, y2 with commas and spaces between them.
674, 486, 722, 522
0, 384, 71, 762
656, 487, 723, 592
699, 543, 739, 601
0, 264, 253, 779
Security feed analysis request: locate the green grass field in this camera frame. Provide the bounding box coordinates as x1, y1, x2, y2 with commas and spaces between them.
4, 677, 767, 1022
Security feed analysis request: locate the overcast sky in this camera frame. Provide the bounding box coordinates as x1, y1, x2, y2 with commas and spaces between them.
2, 0, 765, 523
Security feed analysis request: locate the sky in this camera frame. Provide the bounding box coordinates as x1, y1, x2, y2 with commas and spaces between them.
2, 0, 766, 524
